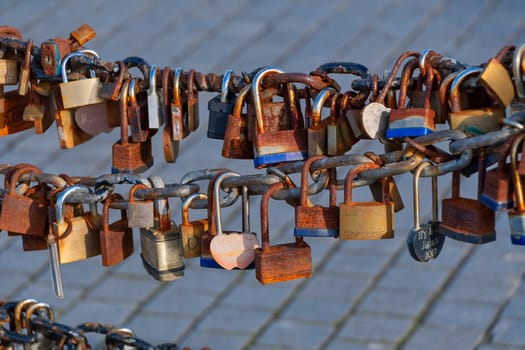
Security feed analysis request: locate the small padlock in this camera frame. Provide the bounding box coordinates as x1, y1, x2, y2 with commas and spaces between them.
448, 66, 505, 135
253, 67, 308, 168
440, 170, 495, 244
480, 139, 515, 211
339, 163, 395, 240
255, 182, 312, 285
333, 92, 358, 153
0, 165, 48, 236
508, 133, 525, 245
100, 193, 134, 267
480, 45, 515, 107
221, 84, 254, 159
308, 87, 333, 156
128, 77, 149, 143
294, 155, 339, 238
127, 183, 154, 229
40, 37, 71, 77
140, 176, 185, 281
170, 67, 187, 141
147, 64, 163, 129
111, 78, 154, 174
406, 161, 446, 262
207, 69, 236, 139
186, 68, 199, 133
161, 66, 179, 163
53, 185, 103, 264
210, 179, 259, 270
180, 193, 208, 259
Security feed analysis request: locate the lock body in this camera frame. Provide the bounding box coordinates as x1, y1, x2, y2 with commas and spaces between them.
255, 241, 312, 285
111, 137, 153, 174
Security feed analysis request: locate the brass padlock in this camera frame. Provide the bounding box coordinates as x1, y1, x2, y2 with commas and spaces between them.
210, 174, 259, 270
180, 193, 208, 259
294, 155, 339, 238
53, 185, 103, 264
448, 66, 505, 135
339, 163, 394, 240
508, 133, 525, 245
480, 45, 515, 107
440, 171, 495, 244
111, 78, 154, 174
140, 176, 185, 281
221, 84, 255, 159
253, 67, 308, 168
255, 182, 312, 285
127, 183, 154, 229
100, 193, 134, 267
0, 164, 48, 236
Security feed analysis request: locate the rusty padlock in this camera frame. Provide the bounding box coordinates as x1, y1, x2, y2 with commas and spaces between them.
127, 183, 154, 229
180, 193, 208, 259
100, 193, 134, 267
255, 181, 312, 285
221, 84, 254, 159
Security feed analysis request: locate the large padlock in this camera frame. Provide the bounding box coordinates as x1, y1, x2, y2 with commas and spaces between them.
140, 176, 185, 281
448, 66, 505, 135
180, 193, 208, 259
252, 67, 308, 168
339, 163, 394, 240
210, 175, 259, 270
480, 138, 515, 211
0, 165, 48, 236
386, 58, 435, 138
508, 133, 525, 245
294, 155, 339, 238
53, 185, 103, 264
407, 161, 446, 262
255, 182, 312, 285
111, 78, 154, 174
440, 170, 495, 244
127, 183, 154, 229
308, 88, 333, 156
480, 45, 515, 107
221, 84, 255, 159
208, 69, 236, 139
100, 193, 134, 267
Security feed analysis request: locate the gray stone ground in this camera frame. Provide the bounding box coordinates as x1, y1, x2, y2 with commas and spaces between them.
0, 0, 524, 349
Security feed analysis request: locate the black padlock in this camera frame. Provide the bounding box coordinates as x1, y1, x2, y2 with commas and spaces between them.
207, 69, 236, 139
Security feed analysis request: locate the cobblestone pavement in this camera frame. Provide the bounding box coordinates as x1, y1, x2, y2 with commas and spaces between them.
0, 0, 525, 349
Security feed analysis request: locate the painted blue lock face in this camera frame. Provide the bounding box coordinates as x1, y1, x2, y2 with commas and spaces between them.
480, 193, 514, 211
254, 151, 308, 169
385, 126, 434, 138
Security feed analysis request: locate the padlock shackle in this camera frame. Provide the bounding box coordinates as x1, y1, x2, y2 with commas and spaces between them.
8, 164, 41, 193
129, 183, 150, 205
398, 58, 419, 108
119, 78, 131, 144
232, 84, 251, 119
25, 302, 54, 335
300, 155, 325, 207
149, 175, 170, 231
173, 67, 183, 105
513, 43, 525, 99
182, 193, 207, 225
261, 182, 286, 251
449, 66, 483, 112
413, 161, 433, 229
220, 69, 233, 103
55, 185, 91, 225
103, 193, 126, 233
376, 51, 420, 104
148, 64, 157, 92
60, 52, 91, 83
343, 163, 380, 203
312, 87, 337, 127
511, 133, 525, 212
252, 66, 284, 133
14, 298, 38, 332
419, 49, 438, 76
128, 77, 140, 104
213, 171, 240, 235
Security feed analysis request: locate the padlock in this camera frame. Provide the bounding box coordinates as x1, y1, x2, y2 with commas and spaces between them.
59, 52, 103, 109
0, 89, 33, 136
508, 134, 525, 245
0, 27, 19, 85
140, 176, 185, 281
186, 68, 199, 133
253, 67, 308, 168
100, 193, 134, 267
180, 193, 208, 259
147, 64, 163, 129
210, 176, 259, 270
386, 58, 435, 138
161, 66, 179, 163
111, 78, 154, 174
53, 185, 103, 264
0, 165, 48, 236
17, 38, 32, 96
308, 88, 334, 156
170, 67, 187, 141
480, 138, 515, 211
23, 78, 51, 135
334, 92, 358, 152
221, 84, 254, 159
440, 170, 495, 244
339, 163, 395, 240
448, 66, 505, 135
127, 183, 154, 229
480, 45, 515, 107
294, 155, 339, 237
24, 302, 57, 350
40, 37, 71, 77
200, 171, 240, 269
100, 60, 126, 104
255, 182, 312, 284
128, 77, 149, 143
365, 151, 405, 213
208, 69, 236, 139
512, 43, 525, 108
406, 161, 446, 262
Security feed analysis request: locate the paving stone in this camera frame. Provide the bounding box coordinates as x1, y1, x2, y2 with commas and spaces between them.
325, 339, 395, 350
280, 294, 351, 325
195, 303, 271, 334
254, 319, 333, 350
358, 286, 431, 318
337, 312, 412, 344
403, 325, 483, 350
220, 279, 297, 311
424, 299, 499, 329
125, 312, 194, 346
491, 317, 525, 347
500, 291, 525, 320
299, 273, 371, 303
142, 284, 216, 317
86, 274, 160, 302
181, 329, 249, 350
441, 275, 515, 305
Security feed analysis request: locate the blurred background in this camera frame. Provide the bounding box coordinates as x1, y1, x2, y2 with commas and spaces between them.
0, 0, 524, 349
